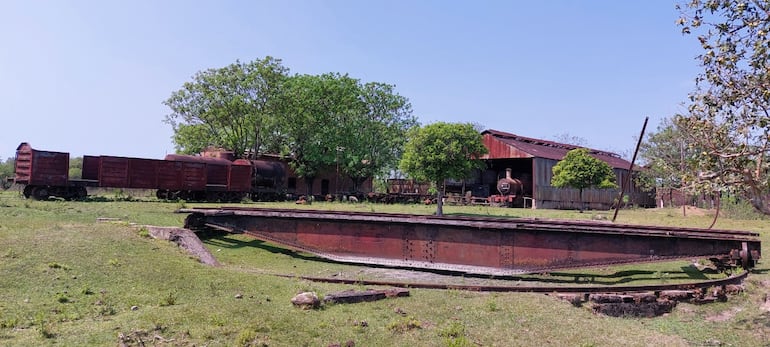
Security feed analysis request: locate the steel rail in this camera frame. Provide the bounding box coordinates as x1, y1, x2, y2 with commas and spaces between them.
270, 269, 749, 293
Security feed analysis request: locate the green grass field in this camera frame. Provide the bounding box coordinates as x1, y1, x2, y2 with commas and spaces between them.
1, 189, 769, 346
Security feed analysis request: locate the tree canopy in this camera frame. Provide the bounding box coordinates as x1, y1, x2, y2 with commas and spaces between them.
277, 73, 416, 195
164, 57, 288, 158
399, 122, 488, 216
278, 73, 361, 193
338, 82, 416, 190
164, 58, 416, 194
638, 118, 695, 191
0, 157, 14, 189
551, 148, 617, 212
675, 0, 770, 214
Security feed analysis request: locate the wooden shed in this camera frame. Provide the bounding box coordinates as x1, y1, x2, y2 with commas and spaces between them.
478, 129, 653, 210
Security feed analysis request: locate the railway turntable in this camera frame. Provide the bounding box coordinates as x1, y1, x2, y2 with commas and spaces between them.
179, 207, 761, 276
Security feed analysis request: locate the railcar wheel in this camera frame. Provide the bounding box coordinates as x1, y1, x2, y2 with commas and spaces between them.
32, 186, 50, 200
228, 192, 245, 202
23, 185, 34, 199
205, 191, 220, 202
740, 242, 753, 269
74, 187, 87, 200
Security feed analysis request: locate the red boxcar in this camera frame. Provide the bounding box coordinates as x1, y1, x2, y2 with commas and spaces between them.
13, 143, 85, 200
14, 142, 69, 187
14, 143, 259, 202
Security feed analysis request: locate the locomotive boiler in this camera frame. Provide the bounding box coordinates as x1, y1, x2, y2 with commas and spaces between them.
490, 168, 524, 207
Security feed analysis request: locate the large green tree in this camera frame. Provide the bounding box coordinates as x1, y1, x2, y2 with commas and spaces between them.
278, 73, 363, 196
338, 82, 417, 192
638, 117, 701, 206
676, 0, 770, 214
551, 148, 617, 212
399, 122, 488, 216
279, 74, 416, 197
164, 57, 288, 158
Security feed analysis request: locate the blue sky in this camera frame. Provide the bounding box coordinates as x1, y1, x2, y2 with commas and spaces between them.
1, 1, 700, 161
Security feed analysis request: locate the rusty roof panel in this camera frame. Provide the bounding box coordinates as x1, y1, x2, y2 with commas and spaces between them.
165, 154, 234, 165
481, 129, 632, 169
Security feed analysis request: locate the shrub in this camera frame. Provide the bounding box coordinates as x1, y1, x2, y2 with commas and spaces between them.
387, 316, 422, 333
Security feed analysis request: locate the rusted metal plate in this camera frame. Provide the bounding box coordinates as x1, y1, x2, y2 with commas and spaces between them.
205, 164, 229, 188
229, 161, 252, 192
157, 161, 183, 190
182, 208, 761, 275
180, 162, 207, 190
97, 156, 163, 189
481, 130, 631, 169
323, 288, 409, 304
97, 156, 129, 187
81, 155, 100, 181
127, 158, 159, 189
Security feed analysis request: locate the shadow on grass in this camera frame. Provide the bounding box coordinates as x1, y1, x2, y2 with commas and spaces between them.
737, 312, 770, 328
200, 231, 323, 262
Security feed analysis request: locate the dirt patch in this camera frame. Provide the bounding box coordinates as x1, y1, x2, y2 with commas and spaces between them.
146, 226, 220, 266
683, 206, 708, 216
706, 307, 742, 322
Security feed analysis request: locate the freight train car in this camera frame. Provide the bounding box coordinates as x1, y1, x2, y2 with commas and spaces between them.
14, 143, 252, 202
13, 143, 372, 202
14, 143, 87, 200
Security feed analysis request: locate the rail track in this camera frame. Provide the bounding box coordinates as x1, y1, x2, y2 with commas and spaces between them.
267, 269, 750, 294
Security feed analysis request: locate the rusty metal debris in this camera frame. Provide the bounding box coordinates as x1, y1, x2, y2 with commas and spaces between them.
323, 288, 410, 304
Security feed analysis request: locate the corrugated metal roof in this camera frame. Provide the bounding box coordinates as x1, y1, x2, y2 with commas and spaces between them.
481, 129, 633, 169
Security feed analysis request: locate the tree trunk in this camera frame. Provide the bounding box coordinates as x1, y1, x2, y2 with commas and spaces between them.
304, 177, 315, 204
352, 176, 365, 194
579, 188, 584, 213
436, 181, 444, 217
748, 185, 770, 215
253, 123, 261, 160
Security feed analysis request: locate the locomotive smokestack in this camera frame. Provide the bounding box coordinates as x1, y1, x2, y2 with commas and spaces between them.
506, 168, 512, 180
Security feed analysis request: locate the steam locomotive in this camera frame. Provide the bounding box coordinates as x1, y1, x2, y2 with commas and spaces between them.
383, 167, 529, 207
488, 168, 525, 207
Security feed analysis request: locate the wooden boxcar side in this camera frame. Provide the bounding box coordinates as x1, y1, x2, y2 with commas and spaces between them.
230, 160, 253, 192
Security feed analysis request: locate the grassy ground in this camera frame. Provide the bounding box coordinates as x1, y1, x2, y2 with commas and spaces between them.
0, 189, 769, 346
